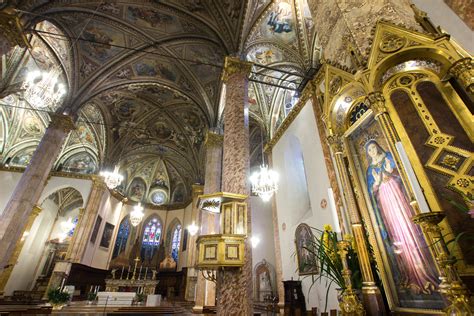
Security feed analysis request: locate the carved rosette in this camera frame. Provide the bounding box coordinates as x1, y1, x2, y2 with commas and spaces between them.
365, 92, 387, 117
49, 114, 76, 133
221, 57, 252, 83
0, 8, 30, 50
448, 57, 474, 94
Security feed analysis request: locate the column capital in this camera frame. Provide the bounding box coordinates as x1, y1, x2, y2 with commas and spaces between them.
0, 7, 30, 48
31, 205, 42, 217
91, 175, 107, 190
49, 114, 76, 133
366, 91, 387, 116
205, 131, 223, 147
327, 134, 344, 154
448, 57, 473, 94
192, 184, 204, 198
221, 57, 252, 82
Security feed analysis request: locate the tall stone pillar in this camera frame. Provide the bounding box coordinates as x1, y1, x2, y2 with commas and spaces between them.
327, 134, 386, 316
216, 57, 253, 316
266, 154, 285, 314
0, 205, 42, 295
0, 7, 29, 57
66, 176, 106, 263
184, 184, 204, 302
193, 131, 222, 312
0, 114, 75, 273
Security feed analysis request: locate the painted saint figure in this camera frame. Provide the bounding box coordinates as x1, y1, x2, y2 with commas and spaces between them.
365, 140, 438, 294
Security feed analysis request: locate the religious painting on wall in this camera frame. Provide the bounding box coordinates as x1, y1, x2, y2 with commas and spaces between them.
347, 116, 444, 310
128, 177, 146, 202
295, 223, 318, 275
90, 215, 102, 244
62, 152, 97, 174
100, 222, 115, 248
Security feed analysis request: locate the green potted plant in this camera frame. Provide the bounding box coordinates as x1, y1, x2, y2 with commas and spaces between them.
47, 288, 70, 310
303, 225, 363, 312
87, 292, 97, 304
135, 292, 145, 305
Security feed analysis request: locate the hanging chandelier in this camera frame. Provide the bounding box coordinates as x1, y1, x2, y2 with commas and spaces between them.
250, 164, 279, 202
130, 203, 144, 227
22, 69, 66, 108
187, 221, 199, 236
100, 165, 124, 189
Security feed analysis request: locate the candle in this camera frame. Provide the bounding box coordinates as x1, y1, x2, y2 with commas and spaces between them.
139, 265, 143, 280
144, 267, 148, 280
327, 188, 341, 233
90, 285, 93, 292
120, 266, 124, 280
395, 142, 430, 213
60, 278, 65, 291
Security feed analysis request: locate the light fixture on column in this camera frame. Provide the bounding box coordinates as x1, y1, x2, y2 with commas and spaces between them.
250, 236, 260, 248
22, 69, 66, 108
250, 128, 279, 202
187, 221, 199, 236
100, 165, 124, 189
130, 203, 144, 227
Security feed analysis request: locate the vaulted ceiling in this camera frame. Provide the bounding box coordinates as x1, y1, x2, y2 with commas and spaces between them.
0, 0, 319, 207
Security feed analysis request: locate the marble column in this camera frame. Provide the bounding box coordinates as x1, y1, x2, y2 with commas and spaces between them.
0, 205, 42, 295
327, 134, 386, 316
266, 154, 285, 314
0, 7, 29, 57
66, 175, 106, 263
0, 114, 75, 274
216, 56, 253, 316
184, 184, 203, 302
193, 131, 222, 312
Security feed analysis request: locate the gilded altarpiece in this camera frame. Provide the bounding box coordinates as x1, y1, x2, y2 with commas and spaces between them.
313, 21, 473, 314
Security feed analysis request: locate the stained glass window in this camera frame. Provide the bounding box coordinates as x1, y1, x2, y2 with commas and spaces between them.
67, 217, 79, 237
171, 224, 182, 262
112, 217, 130, 259
141, 217, 162, 262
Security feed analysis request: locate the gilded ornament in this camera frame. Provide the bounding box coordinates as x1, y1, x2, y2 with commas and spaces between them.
441, 154, 460, 170
379, 34, 406, 53
456, 178, 469, 188
398, 75, 413, 86
221, 57, 252, 83
365, 92, 387, 115
205, 131, 223, 147
0, 7, 30, 49
448, 57, 473, 94
434, 136, 445, 144
49, 114, 76, 133
329, 76, 342, 95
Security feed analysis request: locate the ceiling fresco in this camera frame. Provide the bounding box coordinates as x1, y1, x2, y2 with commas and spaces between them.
1, 0, 321, 207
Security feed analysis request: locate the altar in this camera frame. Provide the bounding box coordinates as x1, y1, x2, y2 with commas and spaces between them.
105, 278, 159, 296
97, 292, 136, 306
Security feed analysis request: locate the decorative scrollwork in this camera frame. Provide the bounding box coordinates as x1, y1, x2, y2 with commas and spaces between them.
329, 76, 342, 95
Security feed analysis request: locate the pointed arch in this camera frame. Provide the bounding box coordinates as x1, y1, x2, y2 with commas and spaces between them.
112, 215, 130, 259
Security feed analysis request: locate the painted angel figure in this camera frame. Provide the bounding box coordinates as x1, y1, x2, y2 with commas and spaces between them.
365, 140, 438, 294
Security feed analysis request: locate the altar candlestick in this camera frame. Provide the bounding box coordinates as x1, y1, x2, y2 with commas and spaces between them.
120, 266, 124, 280
60, 278, 65, 291
139, 265, 143, 280
395, 142, 430, 213
144, 267, 148, 280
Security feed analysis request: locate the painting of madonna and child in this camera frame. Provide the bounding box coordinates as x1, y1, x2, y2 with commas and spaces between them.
348, 120, 444, 310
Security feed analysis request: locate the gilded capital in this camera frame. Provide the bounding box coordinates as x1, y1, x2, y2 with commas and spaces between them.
91, 175, 107, 190
49, 114, 76, 133
192, 184, 204, 198
327, 134, 344, 154
205, 131, 223, 147
221, 57, 252, 83
31, 205, 42, 217
448, 57, 473, 94
0, 7, 30, 49
366, 92, 387, 116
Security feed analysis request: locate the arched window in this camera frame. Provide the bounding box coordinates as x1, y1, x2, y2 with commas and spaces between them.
140, 216, 162, 262
112, 217, 130, 259
171, 224, 182, 262
67, 217, 79, 237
